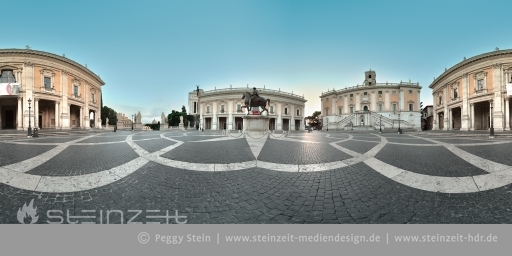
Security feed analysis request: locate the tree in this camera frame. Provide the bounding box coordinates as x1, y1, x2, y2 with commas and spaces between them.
101, 106, 117, 125
166, 106, 191, 127
305, 111, 321, 128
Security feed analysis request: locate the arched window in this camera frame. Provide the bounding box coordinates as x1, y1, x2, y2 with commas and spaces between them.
363, 106, 368, 111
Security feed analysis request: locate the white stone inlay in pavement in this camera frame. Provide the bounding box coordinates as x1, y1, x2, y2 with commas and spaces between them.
3, 135, 100, 173
4, 130, 512, 194
245, 135, 267, 159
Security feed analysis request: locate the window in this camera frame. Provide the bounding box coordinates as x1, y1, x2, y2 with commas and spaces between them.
237, 104, 241, 113
194, 102, 197, 113
324, 108, 328, 115
220, 105, 225, 113
350, 94, 353, 97
44, 77, 52, 90
409, 103, 413, 111
369, 75, 371, 78
438, 95, 442, 105
378, 91, 382, 95
350, 107, 353, 113
285, 108, 288, 115
296, 109, 300, 116
0, 70, 16, 83
206, 106, 210, 114
270, 106, 274, 113
73, 85, 79, 96
363, 106, 368, 111
364, 92, 368, 95
91, 93, 95, 103
368, 82, 371, 85
409, 90, 412, 94
453, 88, 458, 98
379, 104, 382, 112
393, 104, 397, 112
477, 79, 483, 90
338, 107, 342, 115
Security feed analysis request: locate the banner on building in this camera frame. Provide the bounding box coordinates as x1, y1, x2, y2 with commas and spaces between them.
0, 83, 20, 96
508, 83, 512, 96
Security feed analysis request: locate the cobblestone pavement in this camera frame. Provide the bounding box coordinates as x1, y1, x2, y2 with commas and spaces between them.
2, 129, 512, 224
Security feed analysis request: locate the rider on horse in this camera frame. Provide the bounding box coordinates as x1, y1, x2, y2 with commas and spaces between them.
250, 87, 259, 105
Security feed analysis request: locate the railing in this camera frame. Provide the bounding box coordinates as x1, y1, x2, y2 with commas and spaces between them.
474, 88, 488, 94
201, 87, 305, 99
336, 114, 355, 128
321, 81, 420, 96
367, 111, 415, 128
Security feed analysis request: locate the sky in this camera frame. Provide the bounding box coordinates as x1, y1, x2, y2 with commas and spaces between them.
4, 0, 511, 123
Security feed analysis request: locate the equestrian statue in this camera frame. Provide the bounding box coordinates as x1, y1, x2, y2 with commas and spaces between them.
242, 87, 270, 115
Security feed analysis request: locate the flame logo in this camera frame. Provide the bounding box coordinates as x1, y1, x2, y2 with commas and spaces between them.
17, 199, 39, 224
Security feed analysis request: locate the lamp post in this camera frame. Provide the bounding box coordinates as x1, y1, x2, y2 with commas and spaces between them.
326, 117, 329, 132
197, 85, 202, 131
379, 115, 382, 133
132, 114, 134, 131
398, 111, 401, 134
27, 98, 32, 137
490, 100, 495, 138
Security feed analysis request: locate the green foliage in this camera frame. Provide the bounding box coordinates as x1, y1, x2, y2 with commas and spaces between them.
305, 111, 321, 127
144, 123, 160, 130
101, 106, 117, 125
166, 106, 191, 126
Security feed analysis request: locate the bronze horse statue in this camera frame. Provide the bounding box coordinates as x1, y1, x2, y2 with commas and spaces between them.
242, 91, 270, 115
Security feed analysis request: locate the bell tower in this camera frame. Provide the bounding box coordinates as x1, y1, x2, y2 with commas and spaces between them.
364, 70, 376, 86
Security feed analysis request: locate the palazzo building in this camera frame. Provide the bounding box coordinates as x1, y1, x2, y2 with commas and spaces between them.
429, 49, 512, 131
320, 70, 422, 131
0, 48, 104, 130
188, 85, 307, 131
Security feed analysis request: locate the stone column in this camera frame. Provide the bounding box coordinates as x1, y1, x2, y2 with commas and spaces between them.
79, 106, 83, 128
228, 99, 233, 130
449, 108, 452, 130
35, 99, 39, 128
444, 86, 449, 130
470, 103, 475, 130
355, 93, 360, 111
290, 105, 295, 130
505, 98, 510, 130
400, 89, 405, 111
212, 101, 217, 130
344, 96, 348, 113
385, 91, 390, 111
17, 97, 22, 130
277, 102, 282, 130
55, 101, 59, 128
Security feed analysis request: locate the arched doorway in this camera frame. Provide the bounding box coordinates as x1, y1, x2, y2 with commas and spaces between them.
438, 112, 444, 130
360, 115, 365, 126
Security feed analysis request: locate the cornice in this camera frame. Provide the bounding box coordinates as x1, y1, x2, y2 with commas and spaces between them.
429, 49, 512, 89
0, 48, 105, 85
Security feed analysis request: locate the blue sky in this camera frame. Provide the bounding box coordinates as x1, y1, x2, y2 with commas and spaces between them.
4, 0, 511, 123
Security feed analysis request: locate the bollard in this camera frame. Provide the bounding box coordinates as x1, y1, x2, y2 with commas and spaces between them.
33, 128, 39, 137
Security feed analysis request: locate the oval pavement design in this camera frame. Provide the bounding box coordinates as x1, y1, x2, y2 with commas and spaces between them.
2, 130, 512, 193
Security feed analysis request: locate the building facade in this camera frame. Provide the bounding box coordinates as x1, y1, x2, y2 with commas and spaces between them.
320, 70, 422, 131
421, 105, 433, 130
0, 49, 104, 130
188, 86, 307, 131
429, 49, 512, 131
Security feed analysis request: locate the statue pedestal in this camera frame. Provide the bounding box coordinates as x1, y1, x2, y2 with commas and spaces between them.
243, 115, 270, 136
179, 123, 184, 130
134, 123, 143, 130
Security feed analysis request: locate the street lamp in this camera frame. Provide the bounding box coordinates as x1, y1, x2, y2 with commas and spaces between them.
398, 111, 401, 134
132, 114, 134, 131
28, 98, 32, 137
379, 115, 382, 133
197, 85, 202, 132
490, 100, 494, 138
326, 117, 329, 132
